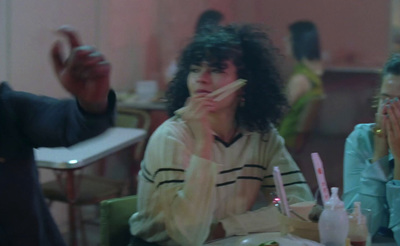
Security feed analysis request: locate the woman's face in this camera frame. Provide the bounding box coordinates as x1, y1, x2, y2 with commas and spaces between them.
377, 74, 400, 123
187, 60, 239, 112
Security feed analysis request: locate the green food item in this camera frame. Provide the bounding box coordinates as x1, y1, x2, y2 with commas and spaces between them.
258, 240, 279, 246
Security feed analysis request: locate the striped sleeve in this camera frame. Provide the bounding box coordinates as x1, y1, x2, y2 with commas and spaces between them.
132, 120, 220, 246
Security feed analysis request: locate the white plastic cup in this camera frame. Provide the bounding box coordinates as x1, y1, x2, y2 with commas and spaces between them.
135, 80, 158, 103
347, 208, 372, 246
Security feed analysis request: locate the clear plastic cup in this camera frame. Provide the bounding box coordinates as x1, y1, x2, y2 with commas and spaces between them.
347, 208, 372, 246
135, 80, 158, 103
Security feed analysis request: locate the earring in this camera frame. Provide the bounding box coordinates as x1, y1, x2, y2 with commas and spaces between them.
240, 97, 245, 107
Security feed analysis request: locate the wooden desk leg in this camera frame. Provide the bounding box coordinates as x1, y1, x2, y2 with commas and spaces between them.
66, 170, 77, 246
130, 145, 140, 194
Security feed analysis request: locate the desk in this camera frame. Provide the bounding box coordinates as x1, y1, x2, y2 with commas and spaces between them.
206, 232, 397, 246
35, 127, 146, 246
206, 232, 321, 246
128, 233, 397, 246
118, 101, 167, 111
117, 101, 168, 136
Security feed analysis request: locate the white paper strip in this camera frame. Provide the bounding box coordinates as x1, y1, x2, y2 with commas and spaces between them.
273, 166, 291, 217
311, 152, 330, 205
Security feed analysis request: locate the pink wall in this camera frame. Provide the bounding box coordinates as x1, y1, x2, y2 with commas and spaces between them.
104, 0, 390, 91
249, 1, 390, 69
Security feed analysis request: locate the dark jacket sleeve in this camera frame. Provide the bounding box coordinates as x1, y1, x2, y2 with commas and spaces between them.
2, 83, 116, 148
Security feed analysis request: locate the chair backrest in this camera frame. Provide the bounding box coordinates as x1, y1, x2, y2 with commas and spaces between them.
100, 195, 137, 246
116, 108, 151, 193
116, 108, 151, 161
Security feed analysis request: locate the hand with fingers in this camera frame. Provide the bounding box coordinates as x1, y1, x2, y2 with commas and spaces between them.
181, 94, 216, 159
372, 101, 389, 163
51, 25, 111, 113
383, 98, 400, 178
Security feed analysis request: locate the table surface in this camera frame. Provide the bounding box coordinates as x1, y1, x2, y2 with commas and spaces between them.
130, 232, 397, 246
205, 232, 397, 246
35, 127, 147, 170
118, 100, 167, 110
206, 232, 322, 246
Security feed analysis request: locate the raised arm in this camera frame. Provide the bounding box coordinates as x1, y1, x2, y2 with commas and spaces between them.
51, 25, 111, 113
383, 98, 400, 243
4, 25, 114, 148
130, 121, 219, 246
342, 125, 391, 236
286, 74, 311, 106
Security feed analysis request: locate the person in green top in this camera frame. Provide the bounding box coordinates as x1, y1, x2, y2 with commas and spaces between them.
279, 21, 324, 150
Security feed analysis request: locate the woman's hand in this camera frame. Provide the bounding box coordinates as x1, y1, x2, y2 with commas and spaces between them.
384, 99, 400, 179
181, 94, 216, 159
372, 103, 389, 163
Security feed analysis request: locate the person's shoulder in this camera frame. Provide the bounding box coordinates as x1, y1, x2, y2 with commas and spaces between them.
0, 82, 13, 95
290, 74, 309, 85
0, 81, 36, 102
0, 82, 17, 106
150, 117, 190, 139
288, 74, 311, 94
347, 123, 374, 142
352, 123, 373, 134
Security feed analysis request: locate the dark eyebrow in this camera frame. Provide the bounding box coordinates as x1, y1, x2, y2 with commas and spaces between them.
210, 61, 228, 70
381, 93, 400, 99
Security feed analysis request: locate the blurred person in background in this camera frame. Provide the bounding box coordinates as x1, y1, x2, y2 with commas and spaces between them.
278, 21, 324, 150
164, 9, 225, 84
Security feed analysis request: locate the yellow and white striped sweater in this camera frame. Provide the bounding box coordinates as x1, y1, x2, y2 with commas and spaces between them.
129, 117, 313, 246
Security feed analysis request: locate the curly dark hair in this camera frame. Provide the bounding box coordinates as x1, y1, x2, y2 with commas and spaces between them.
372, 53, 400, 108
166, 24, 288, 134
382, 53, 400, 77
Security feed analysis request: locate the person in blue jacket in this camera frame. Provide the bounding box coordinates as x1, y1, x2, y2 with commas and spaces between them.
343, 54, 400, 243
0, 26, 115, 246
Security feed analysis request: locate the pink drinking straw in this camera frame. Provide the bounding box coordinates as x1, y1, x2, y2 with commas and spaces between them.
311, 152, 330, 206
273, 166, 291, 217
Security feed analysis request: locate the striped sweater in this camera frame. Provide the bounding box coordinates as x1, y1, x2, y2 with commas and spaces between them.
129, 117, 313, 246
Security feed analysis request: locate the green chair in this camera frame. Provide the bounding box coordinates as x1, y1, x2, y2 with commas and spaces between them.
100, 195, 137, 246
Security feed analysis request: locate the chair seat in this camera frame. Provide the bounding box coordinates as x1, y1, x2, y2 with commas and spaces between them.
42, 174, 125, 205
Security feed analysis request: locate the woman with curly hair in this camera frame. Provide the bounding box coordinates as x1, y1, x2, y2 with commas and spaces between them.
128, 24, 313, 246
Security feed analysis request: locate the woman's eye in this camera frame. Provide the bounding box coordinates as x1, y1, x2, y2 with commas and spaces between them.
189, 67, 200, 73
379, 94, 388, 100
211, 68, 224, 73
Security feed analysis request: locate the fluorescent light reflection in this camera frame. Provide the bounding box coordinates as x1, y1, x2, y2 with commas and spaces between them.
68, 160, 78, 165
